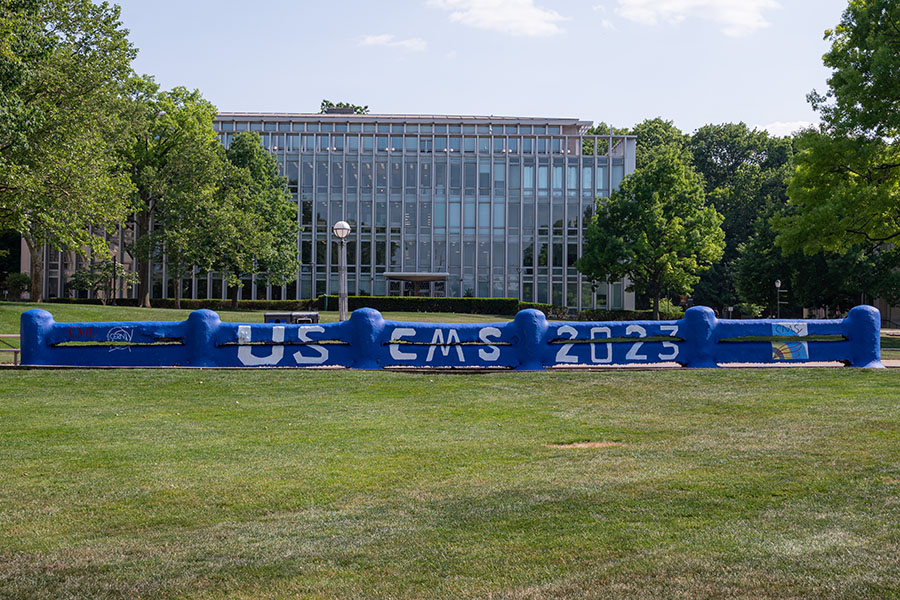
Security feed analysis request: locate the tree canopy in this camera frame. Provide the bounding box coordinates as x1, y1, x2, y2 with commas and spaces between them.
320, 99, 369, 114
632, 117, 689, 169
736, 204, 900, 313
777, 0, 900, 254
688, 123, 794, 309
212, 131, 300, 307
0, 0, 136, 301
577, 146, 725, 319
123, 79, 223, 307
809, 0, 900, 139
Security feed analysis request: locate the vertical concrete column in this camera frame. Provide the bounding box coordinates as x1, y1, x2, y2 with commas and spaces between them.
514, 309, 549, 370
186, 309, 221, 367
20, 309, 54, 366
845, 305, 883, 368
349, 307, 385, 369
681, 306, 718, 368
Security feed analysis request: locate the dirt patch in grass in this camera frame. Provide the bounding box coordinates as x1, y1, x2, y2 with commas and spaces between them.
545, 441, 626, 449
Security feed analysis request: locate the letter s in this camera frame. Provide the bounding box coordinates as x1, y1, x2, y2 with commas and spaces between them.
478, 327, 501, 362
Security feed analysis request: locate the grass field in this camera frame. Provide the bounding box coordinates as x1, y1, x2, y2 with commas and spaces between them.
882, 333, 900, 360
1, 368, 899, 598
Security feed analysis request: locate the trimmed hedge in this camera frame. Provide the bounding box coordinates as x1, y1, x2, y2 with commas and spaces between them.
46, 298, 317, 311
46, 298, 140, 307
576, 308, 684, 321
518, 302, 567, 318
517, 303, 683, 321
147, 299, 318, 311
44, 296, 682, 320
318, 295, 521, 315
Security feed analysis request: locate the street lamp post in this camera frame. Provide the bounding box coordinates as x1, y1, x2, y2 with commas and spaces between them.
332, 220, 351, 321
775, 279, 788, 319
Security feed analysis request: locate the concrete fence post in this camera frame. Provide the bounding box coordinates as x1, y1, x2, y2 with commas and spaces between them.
845, 305, 883, 368
681, 306, 718, 368
514, 309, 549, 370
186, 309, 220, 368
350, 308, 384, 369
20, 309, 54, 366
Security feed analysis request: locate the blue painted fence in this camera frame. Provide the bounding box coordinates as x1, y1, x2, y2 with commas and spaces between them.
20, 305, 883, 369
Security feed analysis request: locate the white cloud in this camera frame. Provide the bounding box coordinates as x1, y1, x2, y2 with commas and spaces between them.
359, 34, 427, 52
611, 0, 780, 37
429, 0, 567, 37
757, 120, 815, 137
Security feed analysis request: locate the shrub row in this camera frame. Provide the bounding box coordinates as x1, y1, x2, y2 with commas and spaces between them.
518, 302, 568, 318
47, 298, 140, 307
46, 298, 317, 311
318, 295, 521, 315
576, 308, 684, 321
45, 297, 683, 320
151, 299, 318, 311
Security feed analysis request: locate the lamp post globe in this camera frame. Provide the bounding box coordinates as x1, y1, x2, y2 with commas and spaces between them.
775, 280, 782, 318
332, 220, 351, 239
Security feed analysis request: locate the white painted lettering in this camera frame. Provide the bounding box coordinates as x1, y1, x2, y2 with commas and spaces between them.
590, 326, 612, 363
389, 327, 417, 360
625, 324, 647, 361
478, 327, 502, 362
237, 325, 285, 366
293, 325, 328, 365
555, 325, 579, 364
659, 325, 679, 360
426, 328, 464, 362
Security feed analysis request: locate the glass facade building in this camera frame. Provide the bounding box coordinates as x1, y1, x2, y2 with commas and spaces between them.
23, 112, 636, 309
214, 112, 636, 310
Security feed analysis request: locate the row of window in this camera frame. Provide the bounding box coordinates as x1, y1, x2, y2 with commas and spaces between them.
279, 160, 623, 192
295, 237, 588, 270
215, 121, 579, 135
128, 273, 620, 309
219, 133, 619, 157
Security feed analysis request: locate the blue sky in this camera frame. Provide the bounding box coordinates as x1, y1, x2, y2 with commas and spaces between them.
114, 0, 847, 136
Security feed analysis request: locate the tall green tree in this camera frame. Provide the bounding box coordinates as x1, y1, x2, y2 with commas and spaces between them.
577, 147, 725, 319
776, 0, 900, 254
688, 123, 794, 309
632, 117, 689, 168
0, 0, 48, 162
0, 0, 136, 301
212, 131, 299, 308
738, 201, 900, 314
135, 149, 224, 309
123, 79, 223, 307
777, 129, 900, 251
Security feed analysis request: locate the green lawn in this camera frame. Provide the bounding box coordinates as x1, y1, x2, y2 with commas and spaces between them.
1, 369, 899, 598
882, 334, 900, 360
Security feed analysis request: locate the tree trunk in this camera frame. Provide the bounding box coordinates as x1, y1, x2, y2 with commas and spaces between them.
229, 283, 239, 310
135, 209, 152, 308
24, 235, 43, 303
174, 274, 182, 310
651, 281, 660, 320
